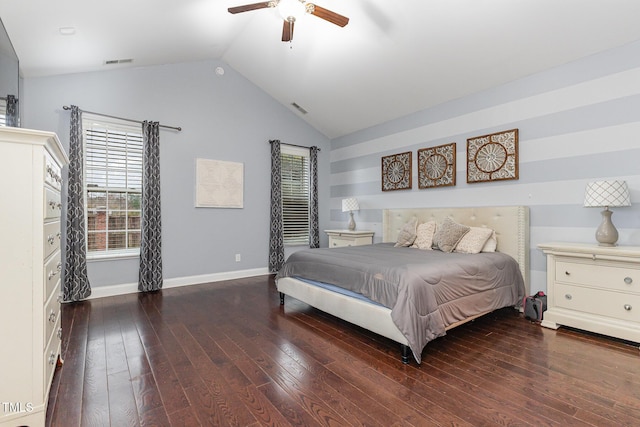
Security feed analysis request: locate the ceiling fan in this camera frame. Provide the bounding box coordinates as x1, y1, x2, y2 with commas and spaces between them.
228, 0, 349, 42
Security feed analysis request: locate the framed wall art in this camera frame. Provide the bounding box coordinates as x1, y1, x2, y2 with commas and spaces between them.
467, 128, 518, 183
418, 142, 456, 189
195, 158, 244, 208
381, 151, 412, 191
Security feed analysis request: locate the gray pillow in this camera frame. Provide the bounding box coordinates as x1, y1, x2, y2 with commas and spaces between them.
432, 217, 471, 253
394, 217, 418, 247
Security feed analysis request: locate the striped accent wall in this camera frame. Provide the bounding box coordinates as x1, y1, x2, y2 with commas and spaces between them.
328, 40, 640, 294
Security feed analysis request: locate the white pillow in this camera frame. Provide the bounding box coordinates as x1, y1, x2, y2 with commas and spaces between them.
394, 217, 418, 247
411, 221, 436, 250
455, 227, 495, 254
481, 231, 498, 252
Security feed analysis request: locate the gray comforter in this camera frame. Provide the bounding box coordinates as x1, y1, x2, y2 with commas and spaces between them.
276, 243, 525, 363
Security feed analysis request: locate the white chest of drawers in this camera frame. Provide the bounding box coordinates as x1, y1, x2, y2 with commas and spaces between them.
325, 229, 374, 248
0, 127, 68, 427
538, 242, 640, 345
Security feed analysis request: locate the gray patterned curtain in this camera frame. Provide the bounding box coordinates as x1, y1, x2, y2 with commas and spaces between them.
138, 121, 163, 292
6, 95, 18, 127
268, 140, 285, 272
63, 105, 92, 302
309, 146, 319, 248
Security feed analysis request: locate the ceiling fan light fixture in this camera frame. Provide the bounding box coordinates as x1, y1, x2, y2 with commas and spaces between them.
278, 0, 306, 21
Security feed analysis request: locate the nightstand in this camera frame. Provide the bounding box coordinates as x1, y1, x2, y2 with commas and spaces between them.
538, 242, 640, 345
325, 230, 374, 248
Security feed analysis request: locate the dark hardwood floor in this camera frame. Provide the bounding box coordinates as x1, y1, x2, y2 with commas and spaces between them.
46, 274, 640, 426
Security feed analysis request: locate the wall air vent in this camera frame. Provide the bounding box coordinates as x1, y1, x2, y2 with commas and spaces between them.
291, 102, 308, 115
104, 58, 134, 65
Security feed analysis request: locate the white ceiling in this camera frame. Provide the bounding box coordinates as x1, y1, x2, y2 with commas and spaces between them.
2, 0, 640, 139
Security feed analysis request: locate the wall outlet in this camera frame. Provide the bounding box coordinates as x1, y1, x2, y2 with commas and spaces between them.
235, 254, 241, 262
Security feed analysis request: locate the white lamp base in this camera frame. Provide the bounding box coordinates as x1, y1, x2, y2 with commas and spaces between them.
347, 211, 356, 231
595, 208, 619, 247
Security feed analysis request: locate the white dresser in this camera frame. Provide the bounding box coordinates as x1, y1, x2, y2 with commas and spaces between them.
538, 242, 640, 345
0, 127, 68, 427
325, 229, 374, 248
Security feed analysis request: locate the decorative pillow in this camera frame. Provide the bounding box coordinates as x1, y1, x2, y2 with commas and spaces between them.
431, 217, 470, 253
394, 217, 418, 247
455, 227, 495, 254
481, 231, 498, 252
411, 221, 436, 250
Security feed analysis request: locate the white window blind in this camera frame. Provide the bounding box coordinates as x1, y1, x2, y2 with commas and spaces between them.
0, 101, 6, 127
281, 145, 310, 245
83, 115, 143, 256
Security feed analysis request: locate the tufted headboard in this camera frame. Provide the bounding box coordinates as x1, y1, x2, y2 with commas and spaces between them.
383, 206, 530, 294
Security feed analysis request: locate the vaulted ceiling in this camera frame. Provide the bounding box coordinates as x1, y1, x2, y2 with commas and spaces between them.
2, 0, 640, 138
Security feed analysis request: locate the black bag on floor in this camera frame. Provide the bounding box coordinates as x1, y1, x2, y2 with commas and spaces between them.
523, 291, 547, 322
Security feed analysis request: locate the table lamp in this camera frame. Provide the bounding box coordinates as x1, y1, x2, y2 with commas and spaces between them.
342, 198, 359, 231
584, 180, 631, 246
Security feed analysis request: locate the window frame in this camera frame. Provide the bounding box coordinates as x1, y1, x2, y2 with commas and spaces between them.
280, 144, 311, 246
82, 114, 143, 259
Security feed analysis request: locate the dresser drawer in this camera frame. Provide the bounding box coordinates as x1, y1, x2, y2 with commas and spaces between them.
44, 187, 62, 219
43, 314, 61, 396
555, 283, 640, 323
43, 221, 62, 260
44, 250, 62, 300
44, 282, 61, 348
556, 261, 639, 293
44, 150, 62, 191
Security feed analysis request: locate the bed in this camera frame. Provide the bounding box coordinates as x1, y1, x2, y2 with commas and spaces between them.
276, 206, 529, 364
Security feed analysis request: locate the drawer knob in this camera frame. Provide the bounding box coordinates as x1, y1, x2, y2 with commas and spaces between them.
48, 269, 59, 280
49, 310, 57, 323
624, 304, 632, 311
624, 277, 633, 285
47, 235, 55, 245
564, 294, 572, 300
57, 328, 63, 339
564, 271, 570, 276
49, 352, 57, 365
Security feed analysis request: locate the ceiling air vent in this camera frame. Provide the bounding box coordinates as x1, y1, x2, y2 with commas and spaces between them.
104, 58, 134, 65
291, 102, 308, 115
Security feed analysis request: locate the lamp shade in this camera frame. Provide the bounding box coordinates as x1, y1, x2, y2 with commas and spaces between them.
584, 180, 631, 208
342, 197, 359, 212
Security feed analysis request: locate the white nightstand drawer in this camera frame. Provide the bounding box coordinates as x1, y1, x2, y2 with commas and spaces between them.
325, 230, 374, 248
556, 261, 639, 293
555, 283, 640, 323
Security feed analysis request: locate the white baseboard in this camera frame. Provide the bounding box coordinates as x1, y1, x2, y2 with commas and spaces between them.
86, 267, 271, 300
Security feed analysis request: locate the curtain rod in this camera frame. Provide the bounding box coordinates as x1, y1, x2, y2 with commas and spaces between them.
63, 105, 182, 131
269, 140, 321, 152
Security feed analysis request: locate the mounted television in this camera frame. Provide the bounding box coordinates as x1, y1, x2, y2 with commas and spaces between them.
0, 17, 19, 127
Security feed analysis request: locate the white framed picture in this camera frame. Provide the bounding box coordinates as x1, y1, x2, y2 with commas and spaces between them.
195, 158, 244, 208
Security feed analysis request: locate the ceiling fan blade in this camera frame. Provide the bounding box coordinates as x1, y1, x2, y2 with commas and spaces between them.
228, 2, 272, 14
282, 19, 295, 42
309, 4, 349, 27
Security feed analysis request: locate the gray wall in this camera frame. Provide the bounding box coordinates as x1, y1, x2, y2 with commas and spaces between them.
329, 40, 640, 295
23, 60, 330, 289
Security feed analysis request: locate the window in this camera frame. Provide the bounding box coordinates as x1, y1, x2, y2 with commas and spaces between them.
280, 145, 310, 245
83, 115, 143, 257
0, 101, 6, 127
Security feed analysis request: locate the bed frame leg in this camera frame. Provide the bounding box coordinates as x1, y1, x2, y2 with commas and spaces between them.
401, 344, 410, 364
279, 292, 285, 305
